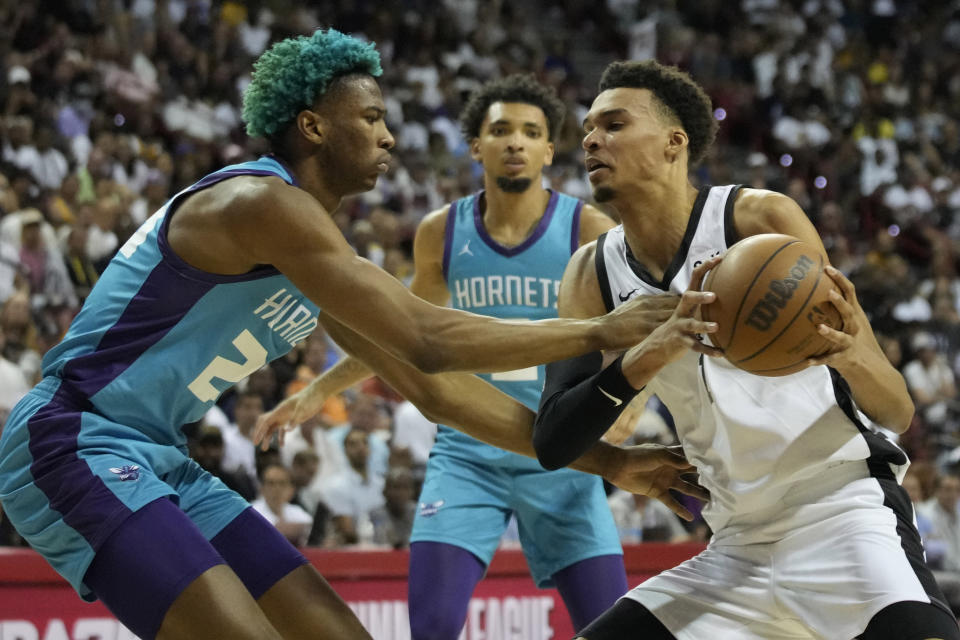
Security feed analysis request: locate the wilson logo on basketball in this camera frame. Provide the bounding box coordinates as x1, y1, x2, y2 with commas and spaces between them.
745, 254, 814, 331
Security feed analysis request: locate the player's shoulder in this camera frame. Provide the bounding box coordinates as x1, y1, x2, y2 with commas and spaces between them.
731, 187, 806, 235
418, 205, 452, 233
577, 203, 617, 245
732, 187, 801, 216
568, 238, 600, 277
196, 174, 301, 220
559, 239, 609, 317
415, 204, 452, 244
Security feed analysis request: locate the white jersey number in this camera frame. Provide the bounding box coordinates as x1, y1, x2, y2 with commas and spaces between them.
188, 330, 267, 402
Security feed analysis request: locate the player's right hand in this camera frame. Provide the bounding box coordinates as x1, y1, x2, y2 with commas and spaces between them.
619, 257, 723, 387
253, 385, 329, 450
604, 443, 709, 521
600, 293, 680, 351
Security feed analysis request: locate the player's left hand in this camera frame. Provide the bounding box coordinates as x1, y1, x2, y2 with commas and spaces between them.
604, 444, 709, 521
806, 266, 883, 371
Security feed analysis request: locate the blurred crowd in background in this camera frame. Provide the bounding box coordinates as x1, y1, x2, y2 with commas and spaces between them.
0, 0, 959, 567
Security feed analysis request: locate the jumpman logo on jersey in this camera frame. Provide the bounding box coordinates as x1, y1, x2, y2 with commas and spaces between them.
109, 465, 141, 481
458, 240, 474, 256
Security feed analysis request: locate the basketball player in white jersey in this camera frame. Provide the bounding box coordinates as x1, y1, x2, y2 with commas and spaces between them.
530, 60, 959, 640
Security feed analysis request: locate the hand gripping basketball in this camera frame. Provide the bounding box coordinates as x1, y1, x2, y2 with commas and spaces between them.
701, 234, 843, 376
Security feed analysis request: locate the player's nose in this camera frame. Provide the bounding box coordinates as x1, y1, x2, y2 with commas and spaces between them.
380, 126, 396, 150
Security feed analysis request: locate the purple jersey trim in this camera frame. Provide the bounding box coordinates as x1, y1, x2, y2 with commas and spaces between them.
472, 189, 559, 257
441, 201, 458, 281
62, 260, 217, 398
157, 168, 287, 284
264, 154, 300, 187
570, 199, 584, 255
28, 386, 132, 550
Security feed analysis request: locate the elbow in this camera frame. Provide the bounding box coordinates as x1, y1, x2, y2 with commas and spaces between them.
892, 399, 916, 435
402, 333, 446, 374
410, 349, 445, 375
532, 417, 567, 471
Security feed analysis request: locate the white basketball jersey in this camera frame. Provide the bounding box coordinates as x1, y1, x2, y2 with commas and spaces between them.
596, 185, 908, 535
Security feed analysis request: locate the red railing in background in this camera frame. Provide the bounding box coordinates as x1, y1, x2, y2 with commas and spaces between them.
0, 543, 705, 639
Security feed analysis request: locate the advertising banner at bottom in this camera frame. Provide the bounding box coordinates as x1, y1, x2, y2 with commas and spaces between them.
0, 544, 703, 640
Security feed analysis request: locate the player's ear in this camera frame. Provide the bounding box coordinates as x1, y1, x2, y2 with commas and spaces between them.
665, 128, 688, 163
543, 140, 555, 166
468, 138, 484, 161
297, 109, 324, 145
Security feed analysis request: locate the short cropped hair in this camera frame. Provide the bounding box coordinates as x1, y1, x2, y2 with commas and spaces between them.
242, 29, 382, 139
459, 74, 565, 142
599, 61, 717, 164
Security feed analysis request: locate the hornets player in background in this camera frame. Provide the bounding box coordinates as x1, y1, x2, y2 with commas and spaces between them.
260, 74, 637, 638
0, 33, 702, 640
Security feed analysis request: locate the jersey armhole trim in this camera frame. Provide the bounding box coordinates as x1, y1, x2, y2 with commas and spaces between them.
570, 199, 584, 255
723, 184, 744, 248
441, 200, 458, 281
595, 232, 615, 313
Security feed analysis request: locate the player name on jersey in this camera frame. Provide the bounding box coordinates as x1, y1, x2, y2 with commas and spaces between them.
451, 275, 561, 310
253, 287, 318, 346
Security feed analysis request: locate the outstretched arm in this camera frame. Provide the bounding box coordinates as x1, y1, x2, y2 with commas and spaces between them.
230, 180, 667, 373
307, 311, 707, 518
734, 189, 915, 432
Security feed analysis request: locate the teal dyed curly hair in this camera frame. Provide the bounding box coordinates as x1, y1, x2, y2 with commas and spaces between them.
242, 29, 383, 139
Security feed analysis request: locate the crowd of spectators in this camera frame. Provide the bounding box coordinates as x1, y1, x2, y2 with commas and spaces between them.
1, 0, 959, 557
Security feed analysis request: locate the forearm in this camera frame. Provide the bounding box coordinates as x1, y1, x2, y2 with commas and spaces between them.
419, 310, 606, 373
311, 356, 374, 398
839, 353, 915, 433
321, 311, 539, 454
534, 354, 643, 470
321, 312, 627, 476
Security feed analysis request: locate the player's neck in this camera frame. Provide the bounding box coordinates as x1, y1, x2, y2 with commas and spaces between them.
480, 181, 551, 245
283, 155, 343, 213
618, 180, 700, 274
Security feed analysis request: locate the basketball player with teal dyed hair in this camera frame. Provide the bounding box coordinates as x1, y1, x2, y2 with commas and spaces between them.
0, 30, 699, 639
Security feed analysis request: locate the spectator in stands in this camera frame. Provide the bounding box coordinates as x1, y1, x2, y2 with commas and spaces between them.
0, 290, 40, 384
188, 423, 257, 502
323, 427, 385, 547
0, 327, 29, 417
369, 466, 418, 549
61, 222, 98, 301
252, 464, 313, 547
327, 392, 391, 480
905, 332, 957, 436
220, 390, 264, 489
919, 471, 960, 572
290, 449, 321, 513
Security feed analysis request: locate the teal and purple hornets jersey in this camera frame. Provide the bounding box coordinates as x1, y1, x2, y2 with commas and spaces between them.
42, 156, 320, 444
0, 155, 321, 598
433, 190, 583, 468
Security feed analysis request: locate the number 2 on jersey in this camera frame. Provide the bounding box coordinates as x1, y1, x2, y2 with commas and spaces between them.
188, 330, 267, 402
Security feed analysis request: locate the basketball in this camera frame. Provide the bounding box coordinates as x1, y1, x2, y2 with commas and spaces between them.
701, 234, 843, 376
